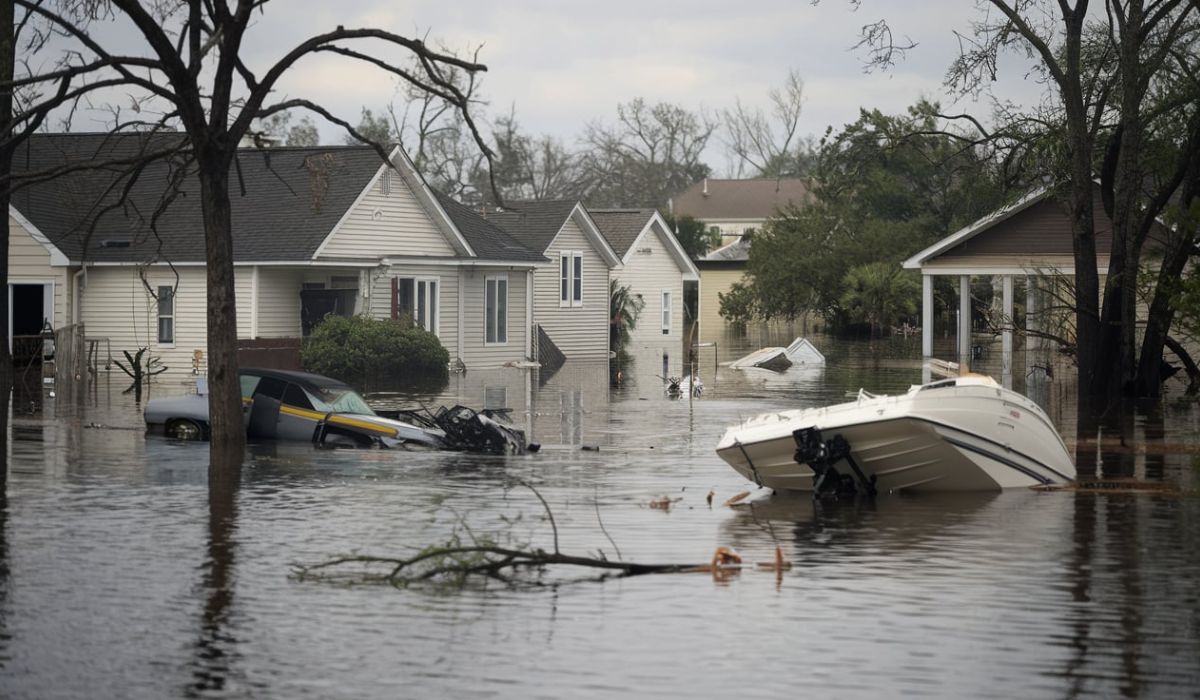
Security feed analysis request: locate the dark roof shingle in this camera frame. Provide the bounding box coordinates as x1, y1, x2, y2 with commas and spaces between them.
588, 208, 655, 258
432, 192, 547, 262
476, 200, 577, 254
12, 132, 387, 263
671, 178, 812, 221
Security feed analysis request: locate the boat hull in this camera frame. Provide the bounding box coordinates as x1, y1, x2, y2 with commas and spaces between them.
715, 379, 1075, 493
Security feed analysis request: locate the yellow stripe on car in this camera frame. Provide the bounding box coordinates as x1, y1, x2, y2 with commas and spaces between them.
278, 405, 397, 436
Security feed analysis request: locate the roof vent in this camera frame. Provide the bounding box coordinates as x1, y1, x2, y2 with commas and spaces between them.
98, 239, 131, 249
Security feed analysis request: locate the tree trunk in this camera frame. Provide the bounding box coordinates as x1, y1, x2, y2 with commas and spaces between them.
0, 0, 14, 484
197, 157, 245, 471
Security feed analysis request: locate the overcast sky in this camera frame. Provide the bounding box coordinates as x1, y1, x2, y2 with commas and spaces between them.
60, 1, 1050, 175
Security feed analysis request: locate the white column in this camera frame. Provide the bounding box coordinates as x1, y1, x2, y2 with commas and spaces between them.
958, 274, 971, 363
250, 265, 259, 338
922, 274, 934, 358
1002, 274, 1014, 388
1025, 275, 1039, 353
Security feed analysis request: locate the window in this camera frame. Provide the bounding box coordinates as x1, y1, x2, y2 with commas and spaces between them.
485, 275, 508, 344
559, 252, 582, 307
661, 290, 672, 335
394, 277, 439, 333
157, 285, 175, 344
381, 169, 392, 196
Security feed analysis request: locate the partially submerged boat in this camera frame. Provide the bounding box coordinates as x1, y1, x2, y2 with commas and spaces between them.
715, 375, 1075, 495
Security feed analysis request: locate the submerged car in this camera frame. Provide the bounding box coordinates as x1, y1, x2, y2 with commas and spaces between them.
145, 368, 456, 449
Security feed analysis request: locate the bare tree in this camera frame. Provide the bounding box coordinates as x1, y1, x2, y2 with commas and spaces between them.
7, 1, 496, 475
722, 70, 808, 177
580, 98, 715, 208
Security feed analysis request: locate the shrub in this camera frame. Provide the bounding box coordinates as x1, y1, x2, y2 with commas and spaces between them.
302, 315, 449, 387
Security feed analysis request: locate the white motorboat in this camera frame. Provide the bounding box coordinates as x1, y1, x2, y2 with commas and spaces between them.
715, 375, 1075, 494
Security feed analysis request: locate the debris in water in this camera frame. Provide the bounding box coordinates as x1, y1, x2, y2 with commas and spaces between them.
723, 491, 751, 507
1032, 479, 1181, 494
706, 489, 715, 507
648, 496, 682, 510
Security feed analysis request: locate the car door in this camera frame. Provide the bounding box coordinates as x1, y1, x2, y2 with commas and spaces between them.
247, 376, 287, 439
276, 380, 321, 441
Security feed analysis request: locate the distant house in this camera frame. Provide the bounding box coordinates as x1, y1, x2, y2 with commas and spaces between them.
669, 177, 812, 249
6, 132, 546, 376
694, 237, 752, 346
589, 208, 699, 375
480, 201, 622, 365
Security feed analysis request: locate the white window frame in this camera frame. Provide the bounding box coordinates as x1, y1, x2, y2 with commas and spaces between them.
485, 274, 509, 345
157, 285, 176, 347
661, 290, 672, 336
559, 251, 583, 307
396, 276, 440, 335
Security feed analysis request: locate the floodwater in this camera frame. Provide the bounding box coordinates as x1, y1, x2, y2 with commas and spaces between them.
2, 329, 1200, 699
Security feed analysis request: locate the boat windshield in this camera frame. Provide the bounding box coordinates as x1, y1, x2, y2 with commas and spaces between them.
306, 386, 376, 416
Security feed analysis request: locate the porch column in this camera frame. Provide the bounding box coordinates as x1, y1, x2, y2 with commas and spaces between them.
1025, 275, 1039, 353
921, 273, 933, 358
1002, 274, 1014, 388
958, 274, 971, 364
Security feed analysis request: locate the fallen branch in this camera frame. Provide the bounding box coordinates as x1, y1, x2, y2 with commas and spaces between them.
291, 481, 791, 588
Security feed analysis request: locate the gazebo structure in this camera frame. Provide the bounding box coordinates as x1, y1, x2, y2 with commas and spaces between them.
902, 187, 1122, 386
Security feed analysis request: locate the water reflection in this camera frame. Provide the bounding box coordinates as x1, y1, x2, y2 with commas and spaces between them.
4, 332, 1200, 698
188, 466, 241, 696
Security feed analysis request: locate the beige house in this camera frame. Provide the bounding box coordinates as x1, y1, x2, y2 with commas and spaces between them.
670, 177, 812, 249
590, 208, 699, 376
481, 201, 622, 366
7, 133, 546, 376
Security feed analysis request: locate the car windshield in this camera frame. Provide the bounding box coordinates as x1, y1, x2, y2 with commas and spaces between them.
306, 386, 376, 416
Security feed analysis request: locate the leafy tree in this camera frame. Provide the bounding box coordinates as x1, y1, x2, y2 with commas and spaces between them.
839, 262, 920, 336
736, 102, 1003, 330
717, 282, 758, 325
609, 279, 645, 354
661, 214, 719, 259
346, 108, 395, 146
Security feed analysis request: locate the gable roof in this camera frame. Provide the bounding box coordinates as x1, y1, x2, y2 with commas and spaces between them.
902, 187, 1050, 269
11, 132, 389, 264
479, 200, 622, 267
432, 192, 547, 263
671, 177, 813, 221
590, 208, 699, 280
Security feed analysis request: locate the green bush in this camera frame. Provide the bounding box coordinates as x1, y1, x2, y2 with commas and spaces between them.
302, 314, 449, 387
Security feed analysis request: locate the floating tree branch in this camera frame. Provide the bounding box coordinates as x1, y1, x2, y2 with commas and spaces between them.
292, 482, 791, 588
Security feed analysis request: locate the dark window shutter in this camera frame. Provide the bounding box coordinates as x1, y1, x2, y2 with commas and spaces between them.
391, 277, 398, 320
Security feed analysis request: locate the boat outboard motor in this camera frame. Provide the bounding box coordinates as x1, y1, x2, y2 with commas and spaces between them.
792, 427, 877, 499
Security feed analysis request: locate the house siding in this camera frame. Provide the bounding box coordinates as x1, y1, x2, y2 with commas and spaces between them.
533, 219, 610, 360
80, 266, 210, 375
614, 225, 685, 374
317, 168, 457, 259
253, 267, 303, 337
7, 214, 68, 329
368, 265, 462, 360
697, 265, 746, 345
460, 268, 529, 369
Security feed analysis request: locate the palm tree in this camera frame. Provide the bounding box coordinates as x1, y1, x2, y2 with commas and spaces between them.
610, 280, 645, 353
840, 262, 919, 337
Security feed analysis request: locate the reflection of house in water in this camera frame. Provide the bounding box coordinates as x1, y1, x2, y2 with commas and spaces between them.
530, 361, 611, 448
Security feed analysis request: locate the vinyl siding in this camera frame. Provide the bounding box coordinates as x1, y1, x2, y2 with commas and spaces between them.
8, 214, 68, 328
697, 266, 746, 345
317, 168, 457, 259
253, 267, 303, 337
80, 266, 210, 375
460, 268, 529, 368
614, 224, 685, 373
533, 219, 610, 360
368, 265, 461, 359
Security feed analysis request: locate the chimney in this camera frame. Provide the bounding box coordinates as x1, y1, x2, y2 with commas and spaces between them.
702, 178, 708, 197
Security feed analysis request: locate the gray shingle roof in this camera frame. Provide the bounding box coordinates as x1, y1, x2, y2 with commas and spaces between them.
589, 208, 656, 258
672, 178, 813, 220
12, 132, 388, 263
432, 192, 547, 263
476, 200, 578, 253
701, 235, 751, 262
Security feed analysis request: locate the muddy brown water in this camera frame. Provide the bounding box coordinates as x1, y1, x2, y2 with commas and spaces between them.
2, 329, 1199, 698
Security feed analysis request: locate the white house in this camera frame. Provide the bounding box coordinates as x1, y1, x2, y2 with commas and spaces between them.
590, 208, 699, 376
6, 132, 547, 376
481, 201, 622, 366
669, 177, 812, 248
